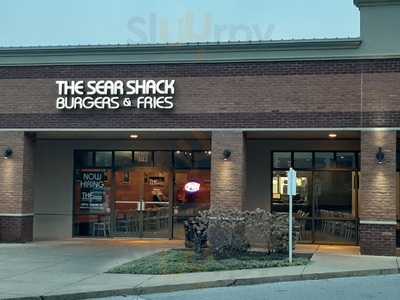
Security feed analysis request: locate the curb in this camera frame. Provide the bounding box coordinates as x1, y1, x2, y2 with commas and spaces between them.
3, 268, 399, 300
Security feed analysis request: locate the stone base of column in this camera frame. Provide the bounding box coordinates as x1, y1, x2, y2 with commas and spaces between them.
359, 223, 396, 256
0, 216, 33, 242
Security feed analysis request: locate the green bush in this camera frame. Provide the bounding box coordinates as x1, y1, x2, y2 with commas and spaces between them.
198, 208, 299, 257
201, 209, 250, 259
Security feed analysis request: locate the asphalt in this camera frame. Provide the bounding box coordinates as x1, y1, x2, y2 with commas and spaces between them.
0, 240, 398, 300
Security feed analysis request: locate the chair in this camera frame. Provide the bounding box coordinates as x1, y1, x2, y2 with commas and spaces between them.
93, 215, 111, 237
158, 207, 170, 229
295, 210, 309, 241
319, 210, 329, 233
344, 222, 356, 241
143, 210, 160, 231
128, 212, 140, 233
143, 208, 170, 231
116, 215, 129, 233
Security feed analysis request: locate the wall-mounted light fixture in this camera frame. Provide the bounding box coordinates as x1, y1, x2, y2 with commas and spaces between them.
376, 147, 385, 164
223, 149, 231, 161
3, 147, 13, 159
328, 133, 337, 138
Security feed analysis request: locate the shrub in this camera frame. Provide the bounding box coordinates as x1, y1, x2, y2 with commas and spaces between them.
197, 208, 299, 258
183, 218, 208, 255
243, 209, 273, 251
272, 213, 301, 253
201, 209, 249, 259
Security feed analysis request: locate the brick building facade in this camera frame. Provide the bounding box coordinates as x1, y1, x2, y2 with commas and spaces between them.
0, 0, 399, 255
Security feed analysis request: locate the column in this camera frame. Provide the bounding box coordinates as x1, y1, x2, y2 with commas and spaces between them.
359, 130, 397, 256
210, 131, 246, 210
0, 132, 34, 242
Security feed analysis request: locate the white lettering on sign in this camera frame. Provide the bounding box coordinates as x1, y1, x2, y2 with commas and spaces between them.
55, 80, 176, 110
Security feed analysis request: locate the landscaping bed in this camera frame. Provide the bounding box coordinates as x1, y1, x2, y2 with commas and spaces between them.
108, 249, 311, 275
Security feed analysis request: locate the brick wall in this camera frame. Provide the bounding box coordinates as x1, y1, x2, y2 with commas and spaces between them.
0, 216, 33, 242
1, 59, 400, 79
359, 131, 397, 221
359, 224, 396, 256
359, 130, 397, 255
0, 58, 399, 129
0, 132, 34, 242
210, 131, 246, 210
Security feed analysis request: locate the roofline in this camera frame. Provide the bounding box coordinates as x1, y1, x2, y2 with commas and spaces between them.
354, 0, 400, 7
0, 38, 363, 66
0, 38, 362, 52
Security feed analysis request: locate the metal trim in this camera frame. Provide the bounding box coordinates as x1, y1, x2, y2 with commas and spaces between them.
0, 213, 34, 217
359, 220, 397, 225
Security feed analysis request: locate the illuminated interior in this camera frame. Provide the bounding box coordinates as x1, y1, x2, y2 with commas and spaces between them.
73, 150, 210, 238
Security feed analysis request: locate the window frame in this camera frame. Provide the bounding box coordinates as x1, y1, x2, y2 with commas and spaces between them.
270, 150, 360, 245
272, 151, 360, 172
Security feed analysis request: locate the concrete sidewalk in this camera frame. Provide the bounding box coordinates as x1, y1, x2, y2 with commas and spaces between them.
0, 241, 398, 300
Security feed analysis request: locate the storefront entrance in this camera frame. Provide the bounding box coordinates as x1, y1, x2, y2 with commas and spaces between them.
73, 150, 211, 239
113, 165, 173, 238
272, 151, 360, 245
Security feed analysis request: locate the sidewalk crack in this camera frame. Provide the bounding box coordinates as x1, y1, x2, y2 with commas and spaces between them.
300, 262, 308, 278
135, 275, 156, 295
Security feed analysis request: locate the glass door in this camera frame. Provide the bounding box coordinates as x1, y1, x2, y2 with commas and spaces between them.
113, 166, 173, 238
312, 171, 358, 244
141, 168, 173, 238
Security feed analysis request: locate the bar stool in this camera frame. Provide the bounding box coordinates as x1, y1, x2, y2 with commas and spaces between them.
93, 215, 111, 237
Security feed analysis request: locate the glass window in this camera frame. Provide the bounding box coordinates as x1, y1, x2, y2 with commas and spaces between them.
75, 151, 94, 168
314, 152, 335, 169
133, 151, 153, 166
272, 170, 312, 215
271, 150, 359, 244
154, 151, 173, 169
273, 152, 291, 169
193, 151, 211, 169
336, 152, 356, 169
313, 171, 353, 216
293, 152, 313, 169
115, 151, 133, 168
95, 151, 112, 167
73, 168, 113, 236
174, 169, 211, 239
174, 151, 193, 169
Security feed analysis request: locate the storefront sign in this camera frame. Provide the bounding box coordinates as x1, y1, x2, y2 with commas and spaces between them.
80, 169, 106, 210
184, 181, 201, 193
56, 80, 175, 110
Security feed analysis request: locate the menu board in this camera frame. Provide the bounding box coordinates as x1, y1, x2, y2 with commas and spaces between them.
79, 169, 106, 210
